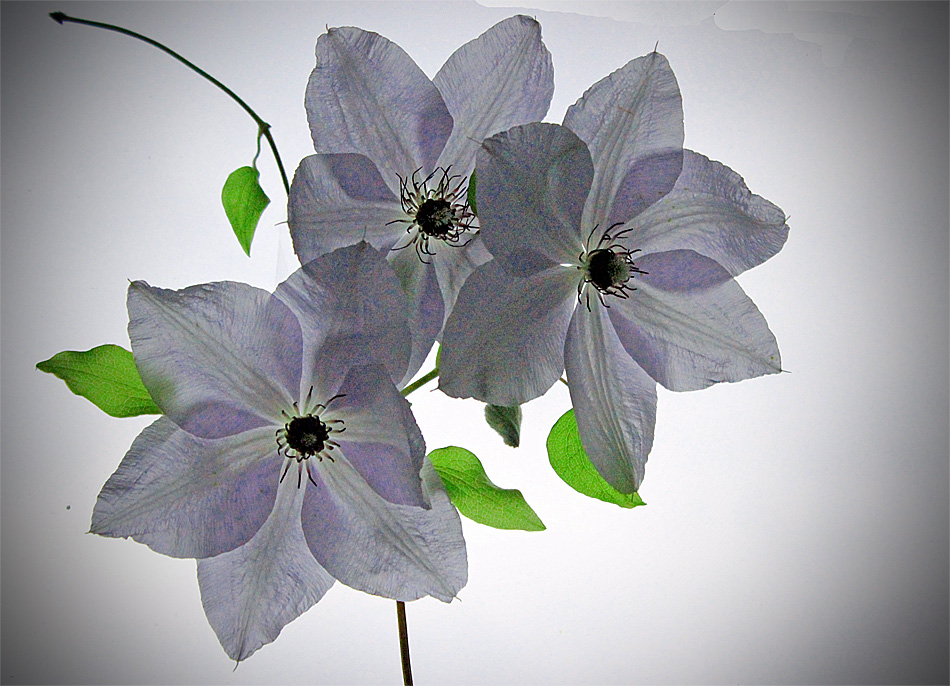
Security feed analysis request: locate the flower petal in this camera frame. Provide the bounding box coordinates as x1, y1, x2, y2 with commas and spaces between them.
324, 363, 427, 508
389, 245, 444, 387
439, 261, 578, 405
306, 26, 453, 185
128, 281, 301, 438
197, 477, 335, 662
564, 304, 657, 494
609, 249, 782, 391
91, 418, 279, 558
563, 52, 684, 228
630, 150, 789, 276
288, 153, 403, 264
301, 456, 467, 603
275, 242, 411, 390
431, 233, 493, 323
434, 15, 554, 176
476, 123, 592, 276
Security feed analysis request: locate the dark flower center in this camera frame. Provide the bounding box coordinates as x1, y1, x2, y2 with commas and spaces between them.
415, 198, 455, 239
388, 166, 476, 263
587, 248, 632, 291
285, 415, 329, 456
577, 223, 646, 310
275, 390, 346, 488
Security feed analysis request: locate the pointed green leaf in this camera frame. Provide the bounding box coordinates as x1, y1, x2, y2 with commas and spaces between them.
466, 169, 477, 216
546, 409, 646, 508
429, 446, 544, 531
37, 344, 161, 417
484, 404, 522, 447
222, 166, 269, 256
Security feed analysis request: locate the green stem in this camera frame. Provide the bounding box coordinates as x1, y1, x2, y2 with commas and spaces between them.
49, 11, 291, 196
396, 601, 413, 685
401, 368, 438, 397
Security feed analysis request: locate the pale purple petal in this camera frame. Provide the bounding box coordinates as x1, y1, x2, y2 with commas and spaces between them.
609, 249, 782, 391
128, 281, 300, 438
288, 154, 404, 264
324, 364, 427, 508
434, 15, 554, 176
439, 261, 578, 405
476, 123, 591, 276
301, 457, 466, 602
431, 233, 493, 324
605, 150, 684, 226
306, 26, 453, 185
631, 150, 789, 276
563, 52, 684, 228
91, 418, 279, 558
275, 242, 411, 389
197, 478, 335, 662
564, 305, 657, 494
389, 245, 444, 387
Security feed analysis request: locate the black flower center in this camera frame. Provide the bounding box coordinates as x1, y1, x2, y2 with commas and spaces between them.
285, 415, 329, 456
275, 390, 346, 488
577, 223, 647, 310
587, 248, 632, 291
415, 198, 455, 239
388, 166, 476, 263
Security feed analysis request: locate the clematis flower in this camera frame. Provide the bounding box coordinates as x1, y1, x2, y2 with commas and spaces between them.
90, 243, 467, 661
289, 15, 554, 386
440, 52, 788, 494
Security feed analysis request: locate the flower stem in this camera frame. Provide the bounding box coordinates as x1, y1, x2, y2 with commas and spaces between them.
48, 11, 291, 196
396, 601, 413, 685
401, 368, 438, 397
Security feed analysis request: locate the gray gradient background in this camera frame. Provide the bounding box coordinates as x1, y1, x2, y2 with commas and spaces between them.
2, 1, 948, 683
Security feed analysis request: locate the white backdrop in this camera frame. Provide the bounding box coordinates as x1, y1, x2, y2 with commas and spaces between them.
3, 2, 947, 683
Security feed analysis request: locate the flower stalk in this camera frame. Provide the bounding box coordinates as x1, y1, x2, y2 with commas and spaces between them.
397, 600, 413, 685
48, 11, 291, 196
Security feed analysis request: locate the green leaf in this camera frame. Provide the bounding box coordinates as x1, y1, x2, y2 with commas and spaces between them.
484, 404, 522, 447
222, 166, 269, 256
429, 446, 545, 531
466, 169, 477, 216
37, 344, 161, 418
546, 409, 646, 508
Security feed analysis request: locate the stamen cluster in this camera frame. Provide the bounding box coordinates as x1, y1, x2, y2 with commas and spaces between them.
577, 223, 647, 311
389, 166, 476, 263
275, 388, 346, 488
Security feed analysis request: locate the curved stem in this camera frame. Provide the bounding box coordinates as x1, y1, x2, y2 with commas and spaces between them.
49, 11, 291, 196
396, 601, 413, 685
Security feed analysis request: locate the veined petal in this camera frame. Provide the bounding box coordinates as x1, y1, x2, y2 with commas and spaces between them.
306, 26, 453, 186
431, 233, 493, 324
439, 261, 578, 405
275, 243, 411, 390
564, 52, 684, 228
631, 150, 789, 276
434, 15, 554, 176
301, 457, 466, 602
564, 305, 657, 494
609, 249, 782, 391
324, 363, 427, 508
91, 418, 279, 558
476, 123, 591, 276
197, 476, 335, 662
128, 281, 301, 438
389, 245, 444, 387
288, 153, 403, 264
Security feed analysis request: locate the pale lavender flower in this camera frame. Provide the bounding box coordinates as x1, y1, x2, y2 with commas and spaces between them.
289, 15, 554, 385
440, 53, 788, 494
91, 243, 466, 661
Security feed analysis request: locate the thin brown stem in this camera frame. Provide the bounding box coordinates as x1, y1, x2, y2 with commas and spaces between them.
396, 601, 413, 685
